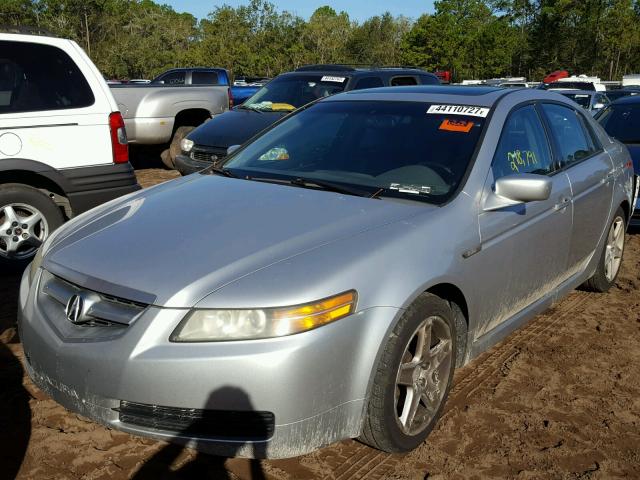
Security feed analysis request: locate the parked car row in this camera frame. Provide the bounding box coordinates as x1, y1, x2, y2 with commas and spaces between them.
2, 32, 638, 461
175, 64, 440, 175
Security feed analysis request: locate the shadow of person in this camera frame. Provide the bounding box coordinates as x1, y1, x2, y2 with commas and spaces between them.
132, 386, 267, 480
0, 338, 32, 480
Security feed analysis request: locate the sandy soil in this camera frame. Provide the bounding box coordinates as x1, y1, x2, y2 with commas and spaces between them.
1, 161, 639, 480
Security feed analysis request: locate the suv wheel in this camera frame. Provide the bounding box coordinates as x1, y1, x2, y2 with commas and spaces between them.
360, 293, 456, 453
0, 184, 64, 265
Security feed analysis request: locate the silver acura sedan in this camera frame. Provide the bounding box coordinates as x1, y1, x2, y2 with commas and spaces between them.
19, 86, 634, 458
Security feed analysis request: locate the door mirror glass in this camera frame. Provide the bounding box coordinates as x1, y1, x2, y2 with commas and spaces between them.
227, 144, 241, 155
485, 174, 552, 210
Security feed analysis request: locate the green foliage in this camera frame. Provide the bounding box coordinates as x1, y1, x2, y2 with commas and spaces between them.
1, 0, 640, 81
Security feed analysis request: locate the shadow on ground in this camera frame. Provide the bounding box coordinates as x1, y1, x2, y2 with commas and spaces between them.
0, 265, 32, 480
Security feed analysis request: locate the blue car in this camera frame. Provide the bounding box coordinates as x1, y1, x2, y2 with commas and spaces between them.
597, 95, 640, 225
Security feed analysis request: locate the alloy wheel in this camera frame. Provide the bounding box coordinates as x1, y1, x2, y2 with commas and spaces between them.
395, 315, 452, 436
0, 203, 48, 260
604, 216, 624, 282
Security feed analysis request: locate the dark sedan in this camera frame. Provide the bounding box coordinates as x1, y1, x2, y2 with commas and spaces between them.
597, 95, 640, 225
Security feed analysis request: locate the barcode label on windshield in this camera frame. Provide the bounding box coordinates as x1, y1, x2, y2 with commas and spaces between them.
321, 76, 346, 83
427, 105, 490, 117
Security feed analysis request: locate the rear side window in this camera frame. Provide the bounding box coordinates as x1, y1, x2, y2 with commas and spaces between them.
391, 76, 418, 86
156, 71, 185, 85
492, 105, 553, 180
192, 71, 219, 85
0, 40, 94, 114
541, 103, 599, 168
353, 77, 384, 90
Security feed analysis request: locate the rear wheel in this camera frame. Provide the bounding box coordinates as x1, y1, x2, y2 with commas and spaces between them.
0, 184, 63, 266
583, 206, 626, 292
360, 293, 456, 453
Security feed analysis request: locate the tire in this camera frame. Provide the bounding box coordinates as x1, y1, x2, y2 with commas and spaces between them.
359, 293, 456, 453
582, 206, 626, 293
0, 184, 64, 267
161, 126, 195, 170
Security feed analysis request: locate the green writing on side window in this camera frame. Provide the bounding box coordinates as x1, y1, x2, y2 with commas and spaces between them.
508, 150, 538, 173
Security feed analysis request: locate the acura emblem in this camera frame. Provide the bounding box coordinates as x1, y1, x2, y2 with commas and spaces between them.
65, 294, 85, 324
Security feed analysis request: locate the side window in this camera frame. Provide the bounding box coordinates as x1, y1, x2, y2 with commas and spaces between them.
0, 40, 94, 114
391, 76, 418, 86
541, 104, 599, 168
491, 105, 554, 180
419, 75, 440, 85
353, 77, 384, 90
158, 71, 185, 85
192, 71, 219, 85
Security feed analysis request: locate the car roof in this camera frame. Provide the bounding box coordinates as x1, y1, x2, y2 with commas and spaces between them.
611, 94, 640, 105
323, 85, 511, 107
555, 89, 596, 95
281, 68, 436, 79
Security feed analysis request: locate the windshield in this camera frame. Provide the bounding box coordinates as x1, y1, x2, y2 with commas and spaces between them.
561, 93, 592, 108
242, 74, 349, 112
597, 104, 640, 143
223, 100, 488, 204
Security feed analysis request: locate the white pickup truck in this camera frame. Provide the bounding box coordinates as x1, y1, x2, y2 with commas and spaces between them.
110, 68, 231, 167
0, 32, 140, 266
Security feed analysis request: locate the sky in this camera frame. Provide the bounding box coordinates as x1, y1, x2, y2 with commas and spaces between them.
163, 0, 436, 22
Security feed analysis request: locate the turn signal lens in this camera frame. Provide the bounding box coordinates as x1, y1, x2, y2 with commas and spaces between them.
170, 291, 357, 342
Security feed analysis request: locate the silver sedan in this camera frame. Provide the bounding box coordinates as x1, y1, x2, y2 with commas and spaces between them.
18, 86, 634, 458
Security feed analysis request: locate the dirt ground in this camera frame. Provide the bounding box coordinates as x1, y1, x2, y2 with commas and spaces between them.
1, 158, 640, 480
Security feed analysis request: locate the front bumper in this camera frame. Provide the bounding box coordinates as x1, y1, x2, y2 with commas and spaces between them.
18, 268, 399, 458
174, 153, 212, 176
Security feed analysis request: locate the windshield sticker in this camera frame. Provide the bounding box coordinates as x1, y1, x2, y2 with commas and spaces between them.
508, 150, 538, 172
427, 105, 490, 117
439, 119, 474, 133
390, 183, 431, 195
321, 76, 346, 83
259, 146, 290, 161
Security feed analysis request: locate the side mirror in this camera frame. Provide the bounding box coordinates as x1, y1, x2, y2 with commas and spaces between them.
485, 174, 552, 211
227, 145, 241, 155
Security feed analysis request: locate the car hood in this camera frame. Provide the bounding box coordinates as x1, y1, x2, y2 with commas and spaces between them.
188, 109, 286, 148
43, 174, 426, 308
625, 143, 640, 174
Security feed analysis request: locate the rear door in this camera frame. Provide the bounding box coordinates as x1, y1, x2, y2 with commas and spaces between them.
476, 103, 573, 336
540, 103, 614, 273
0, 38, 113, 169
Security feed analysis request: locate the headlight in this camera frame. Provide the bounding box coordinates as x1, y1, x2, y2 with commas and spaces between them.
170, 290, 357, 342
180, 138, 194, 153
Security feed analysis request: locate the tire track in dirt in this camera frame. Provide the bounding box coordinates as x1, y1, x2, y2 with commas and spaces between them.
279, 290, 596, 480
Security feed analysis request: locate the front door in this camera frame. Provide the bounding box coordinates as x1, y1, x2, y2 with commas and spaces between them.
475, 104, 573, 337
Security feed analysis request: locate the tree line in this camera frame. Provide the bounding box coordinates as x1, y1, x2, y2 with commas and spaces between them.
2, 0, 640, 82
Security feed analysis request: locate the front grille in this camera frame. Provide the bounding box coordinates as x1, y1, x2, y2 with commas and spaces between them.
117, 401, 275, 440
41, 271, 147, 327
190, 145, 227, 164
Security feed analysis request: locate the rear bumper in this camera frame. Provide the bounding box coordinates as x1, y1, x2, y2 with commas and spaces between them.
59, 163, 141, 215
174, 154, 212, 176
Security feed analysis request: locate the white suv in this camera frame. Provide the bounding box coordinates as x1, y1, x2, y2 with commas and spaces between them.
0, 33, 139, 266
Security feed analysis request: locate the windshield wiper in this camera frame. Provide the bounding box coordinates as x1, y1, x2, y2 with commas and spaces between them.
246, 175, 374, 198
208, 165, 237, 178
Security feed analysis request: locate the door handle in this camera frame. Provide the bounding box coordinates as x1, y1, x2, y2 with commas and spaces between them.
554, 197, 570, 210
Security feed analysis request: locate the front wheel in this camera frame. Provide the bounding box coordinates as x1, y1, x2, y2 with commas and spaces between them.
0, 184, 64, 266
359, 293, 456, 453
582, 206, 626, 292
